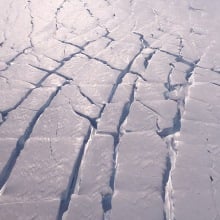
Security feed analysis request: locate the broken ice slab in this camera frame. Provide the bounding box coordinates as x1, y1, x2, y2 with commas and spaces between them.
0, 107, 43, 139
173, 142, 212, 191
173, 190, 217, 220
114, 131, 167, 192
194, 68, 220, 84
65, 134, 114, 218
0, 200, 60, 220
111, 191, 164, 220
124, 101, 157, 132
78, 84, 113, 105
64, 194, 103, 220
93, 34, 141, 70
76, 134, 114, 195
0, 137, 85, 203
97, 102, 127, 134
1, 62, 46, 85
184, 98, 220, 124
179, 119, 220, 145
30, 104, 90, 138
136, 82, 167, 101
0, 79, 34, 112
189, 82, 220, 106
110, 131, 167, 219
59, 83, 101, 119
137, 99, 178, 134
72, 59, 120, 85
111, 73, 137, 103
142, 50, 174, 82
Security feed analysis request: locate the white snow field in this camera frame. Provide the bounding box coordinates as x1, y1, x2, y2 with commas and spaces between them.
0, 0, 220, 219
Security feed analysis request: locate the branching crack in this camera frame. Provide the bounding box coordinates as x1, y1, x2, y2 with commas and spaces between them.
75, 84, 98, 106
81, 52, 121, 72
55, 0, 69, 31
107, 38, 147, 103
103, 28, 115, 48
1, 47, 32, 72
71, 105, 97, 129
133, 32, 149, 48
130, 70, 147, 82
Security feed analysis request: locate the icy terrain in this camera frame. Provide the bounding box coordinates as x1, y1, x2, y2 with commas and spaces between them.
0, 0, 220, 219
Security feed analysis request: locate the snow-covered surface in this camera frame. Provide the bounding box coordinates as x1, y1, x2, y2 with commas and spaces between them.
0, 0, 220, 219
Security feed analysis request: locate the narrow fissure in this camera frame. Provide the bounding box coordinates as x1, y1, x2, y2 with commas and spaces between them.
161, 47, 201, 220
103, 79, 137, 219
56, 126, 93, 220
